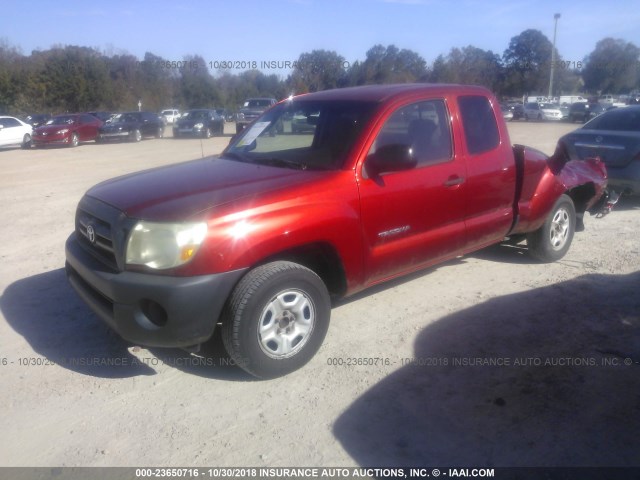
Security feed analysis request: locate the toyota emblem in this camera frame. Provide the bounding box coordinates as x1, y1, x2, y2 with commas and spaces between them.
86, 224, 96, 244
595, 136, 603, 143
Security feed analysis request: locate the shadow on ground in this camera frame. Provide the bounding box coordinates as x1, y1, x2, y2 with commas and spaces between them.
0, 268, 249, 380
334, 271, 640, 467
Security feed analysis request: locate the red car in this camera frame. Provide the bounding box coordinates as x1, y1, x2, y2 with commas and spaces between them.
66, 84, 609, 379
33, 113, 102, 147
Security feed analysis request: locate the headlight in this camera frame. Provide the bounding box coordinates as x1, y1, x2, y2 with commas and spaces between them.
125, 221, 208, 270
194, 122, 204, 129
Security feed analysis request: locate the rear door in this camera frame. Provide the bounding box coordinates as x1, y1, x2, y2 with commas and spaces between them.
358, 98, 468, 285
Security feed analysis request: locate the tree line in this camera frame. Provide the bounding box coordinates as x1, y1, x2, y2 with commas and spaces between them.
0, 30, 638, 117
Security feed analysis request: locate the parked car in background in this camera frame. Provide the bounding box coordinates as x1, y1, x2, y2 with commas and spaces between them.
291, 110, 320, 133
97, 111, 164, 142
510, 104, 525, 120
235, 97, 278, 133
500, 104, 513, 121
0, 116, 33, 149
160, 109, 181, 125
568, 103, 609, 123
33, 113, 102, 147
173, 109, 224, 138
24, 113, 51, 129
558, 104, 570, 121
88, 111, 113, 123
558, 105, 640, 195
214, 108, 231, 122
524, 102, 563, 121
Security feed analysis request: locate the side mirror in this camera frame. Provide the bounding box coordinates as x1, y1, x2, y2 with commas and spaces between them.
366, 144, 417, 177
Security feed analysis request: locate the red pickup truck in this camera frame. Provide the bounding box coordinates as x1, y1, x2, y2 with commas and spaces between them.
65, 84, 608, 378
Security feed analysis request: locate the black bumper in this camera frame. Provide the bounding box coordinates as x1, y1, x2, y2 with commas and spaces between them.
65, 234, 247, 348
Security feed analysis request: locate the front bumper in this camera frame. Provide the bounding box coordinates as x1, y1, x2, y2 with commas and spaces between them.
174, 126, 204, 136
98, 131, 130, 140
33, 134, 71, 145
65, 234, 247, 348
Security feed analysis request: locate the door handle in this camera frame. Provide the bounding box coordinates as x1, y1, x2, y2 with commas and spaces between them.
444, 176, 465, 187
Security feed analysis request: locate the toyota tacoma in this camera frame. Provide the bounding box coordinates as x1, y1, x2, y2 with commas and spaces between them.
65, 84, 609, 378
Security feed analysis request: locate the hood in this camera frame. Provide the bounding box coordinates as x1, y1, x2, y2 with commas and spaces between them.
86, 157, 326, 221
36, 124, 73, 134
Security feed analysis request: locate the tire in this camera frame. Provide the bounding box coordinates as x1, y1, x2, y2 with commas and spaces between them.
69, 133, 79, 148
156, 126, 164, 139
221, 261, 331, 379
235, 124, 244, 134
130, 129, 142, 142
527, 194, 576, 262
204, 127, 212, 139
21, 134, 32, 149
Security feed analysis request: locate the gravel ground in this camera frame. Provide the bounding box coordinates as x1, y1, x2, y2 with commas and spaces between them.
0, 121, 638, 468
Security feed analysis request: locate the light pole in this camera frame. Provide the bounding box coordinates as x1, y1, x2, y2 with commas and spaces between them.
548, 13, 561, 100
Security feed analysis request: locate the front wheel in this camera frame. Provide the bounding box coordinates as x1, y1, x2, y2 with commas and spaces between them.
69, 133, 79, 147
130, 129, 142, 142
527, 194, 576, 262
221, 261, 331, 379
21, 134, 32, 149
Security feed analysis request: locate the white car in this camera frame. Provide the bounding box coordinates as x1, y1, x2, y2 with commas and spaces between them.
160, 109, 180, 125
524, 102, 563, 121
0, 116, 33, 148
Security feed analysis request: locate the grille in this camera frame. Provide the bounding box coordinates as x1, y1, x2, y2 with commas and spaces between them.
76, 208, 118, 269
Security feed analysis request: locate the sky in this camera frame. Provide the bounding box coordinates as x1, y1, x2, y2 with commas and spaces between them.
2, 0, 640, 78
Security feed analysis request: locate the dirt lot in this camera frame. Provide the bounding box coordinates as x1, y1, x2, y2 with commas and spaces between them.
0, 121, 639, 468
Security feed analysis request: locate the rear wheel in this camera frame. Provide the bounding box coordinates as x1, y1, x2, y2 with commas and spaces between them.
204, 127, 212, 139
527, 194, 575, 262
69, 133, 79, 147
221, 261, 331, 379
156, 126, 164, 138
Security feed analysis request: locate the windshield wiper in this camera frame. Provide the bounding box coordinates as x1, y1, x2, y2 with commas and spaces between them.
253, 157, 308, 170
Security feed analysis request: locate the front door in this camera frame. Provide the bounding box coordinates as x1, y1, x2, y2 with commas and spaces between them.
358, 98, 468, 285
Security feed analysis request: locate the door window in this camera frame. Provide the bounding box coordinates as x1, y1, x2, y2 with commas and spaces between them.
367, 99, 452, 168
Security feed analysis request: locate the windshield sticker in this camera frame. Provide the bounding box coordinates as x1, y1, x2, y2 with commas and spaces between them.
237, 121, 271, 146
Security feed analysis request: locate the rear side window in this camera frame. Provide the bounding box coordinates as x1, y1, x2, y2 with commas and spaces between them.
585, 108, 640, 131
459, 95, 500, 155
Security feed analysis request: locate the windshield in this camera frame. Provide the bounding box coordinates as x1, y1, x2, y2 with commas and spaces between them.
112, 113, 138, 123
182, 110, 208, 120
224, 99, 376, 170
244, 99, 272, 108
47, 115, 76, 126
